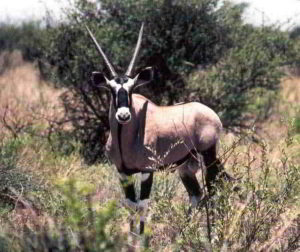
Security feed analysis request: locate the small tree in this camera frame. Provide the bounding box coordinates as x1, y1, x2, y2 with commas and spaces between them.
38, 0, 299, 163
0, 21, 45, 61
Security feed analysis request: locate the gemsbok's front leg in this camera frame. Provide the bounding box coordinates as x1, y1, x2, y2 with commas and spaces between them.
119, 173, 137, 232
139, 172, 153, 234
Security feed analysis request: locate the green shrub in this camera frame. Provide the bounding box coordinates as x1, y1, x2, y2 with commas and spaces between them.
187, 26, 294, 128
0, 21, 45, 62
2, 179, 126, 252
0, 137, 36, 199
41, 0, 245, 87
35, 0, 299, 163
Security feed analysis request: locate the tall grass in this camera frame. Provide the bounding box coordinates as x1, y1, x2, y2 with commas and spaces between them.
0, 56, 299, 251
0, 110, 299, 251
0, 51, 65, 140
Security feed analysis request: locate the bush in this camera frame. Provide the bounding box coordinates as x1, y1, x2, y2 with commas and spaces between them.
37, 0, 299, 163
187, 26, 294, 128
0, 137, 35, 197
1, 179, 126, 252
0, 21, 45, 62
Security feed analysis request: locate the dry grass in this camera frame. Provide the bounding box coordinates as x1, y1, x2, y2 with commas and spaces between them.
281, 76, 300, 104
0, 56, 299, 251
0, 51, 65, 139
216, 76, 300, 252
222, 76, 300, 171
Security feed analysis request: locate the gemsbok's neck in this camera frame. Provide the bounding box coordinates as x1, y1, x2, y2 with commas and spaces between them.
109, 99, 138, 163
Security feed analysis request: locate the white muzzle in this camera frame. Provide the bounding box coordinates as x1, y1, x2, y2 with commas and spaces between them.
116, 107, 131, 124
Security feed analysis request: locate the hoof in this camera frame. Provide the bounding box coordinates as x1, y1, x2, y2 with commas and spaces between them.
221, 171, 238, 182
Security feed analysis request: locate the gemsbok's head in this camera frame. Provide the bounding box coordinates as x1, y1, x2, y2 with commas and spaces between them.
86, 23, 154, 124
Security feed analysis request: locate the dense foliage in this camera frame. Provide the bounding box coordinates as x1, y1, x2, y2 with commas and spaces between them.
1, 0, 299, 162
0, 21, 44, 62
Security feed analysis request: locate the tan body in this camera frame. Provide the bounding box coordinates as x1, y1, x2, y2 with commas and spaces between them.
106, 94, 222, 172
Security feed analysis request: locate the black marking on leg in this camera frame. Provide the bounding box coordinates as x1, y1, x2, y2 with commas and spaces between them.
120, 176, 136, 203
139, 173, 153, 234
140, 219, 145, 234
120, 176, 137, 233
202, 145, 223, 196
140, 172, 153, 200
207, 160, 222, 196
179, 172, 201, 198
130, 217, 135, 233
180, 172, 202, 216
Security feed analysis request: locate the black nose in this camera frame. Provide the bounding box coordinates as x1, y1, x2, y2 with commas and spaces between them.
118, 114, 130, 121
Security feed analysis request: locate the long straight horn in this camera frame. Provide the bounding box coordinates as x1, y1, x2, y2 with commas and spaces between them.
125, 23, 144, 77
85, 25, 117, 78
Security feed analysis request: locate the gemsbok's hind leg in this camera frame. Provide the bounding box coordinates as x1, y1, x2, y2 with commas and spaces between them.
119, 173, 137, 232
139, 172, 153, 234
202, 144, 235, 197
178, 164, 203, 211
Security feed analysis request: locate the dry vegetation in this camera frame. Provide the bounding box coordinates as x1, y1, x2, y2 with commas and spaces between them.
0, 53, 299, 251
0, 51, 65, 140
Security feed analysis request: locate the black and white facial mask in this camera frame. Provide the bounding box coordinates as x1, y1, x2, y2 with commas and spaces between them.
92, 68, 153, 124
86, 23, 154, 124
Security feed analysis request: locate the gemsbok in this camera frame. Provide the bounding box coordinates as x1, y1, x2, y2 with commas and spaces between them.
86, 23, 234, 234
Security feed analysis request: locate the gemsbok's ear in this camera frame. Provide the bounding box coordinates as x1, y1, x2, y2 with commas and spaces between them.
91, 72, 110, 90
134, 67, 154, 89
